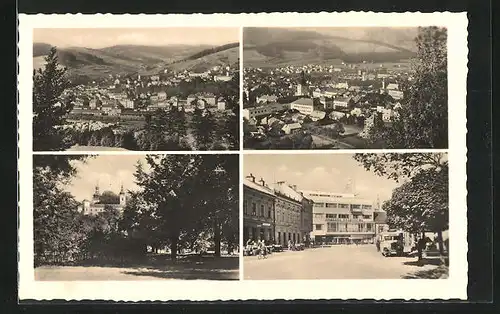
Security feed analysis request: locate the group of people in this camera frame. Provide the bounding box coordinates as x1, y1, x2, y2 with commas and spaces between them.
245, 239, 271, 258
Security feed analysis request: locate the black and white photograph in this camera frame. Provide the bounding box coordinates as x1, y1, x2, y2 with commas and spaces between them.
33, 154, 239, 280
242, 27, 447, 150
243, 153, 449, 280
33, 28, 240, 152
19, 12, 467, 301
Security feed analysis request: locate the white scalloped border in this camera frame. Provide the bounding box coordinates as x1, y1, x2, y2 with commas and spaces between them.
17, 11, 468, 301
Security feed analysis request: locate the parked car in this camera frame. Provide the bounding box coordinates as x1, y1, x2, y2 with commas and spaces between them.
271, 244, 283, 252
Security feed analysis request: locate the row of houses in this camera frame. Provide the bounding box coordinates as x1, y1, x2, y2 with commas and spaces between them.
243, 174, 313, 246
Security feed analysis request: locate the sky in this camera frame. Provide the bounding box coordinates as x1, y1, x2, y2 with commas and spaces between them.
244, 154, 401, 203
33, 28, 239, 48
64, 155, 146, 202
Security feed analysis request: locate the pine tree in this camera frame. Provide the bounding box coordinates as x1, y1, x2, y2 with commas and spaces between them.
33, 47, 73, 151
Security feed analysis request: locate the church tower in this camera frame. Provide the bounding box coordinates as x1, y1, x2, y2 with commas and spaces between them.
92, 183, 100, 204
119, 184, 126, 206
344, 178, 354, 194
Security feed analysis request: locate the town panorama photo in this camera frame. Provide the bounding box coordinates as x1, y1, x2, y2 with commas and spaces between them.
33, 28, 240, 152
242, 27, 447, 150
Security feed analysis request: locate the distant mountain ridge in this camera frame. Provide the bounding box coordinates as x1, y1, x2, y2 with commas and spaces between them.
33, 42, 239, 79
243, 28, 418, 67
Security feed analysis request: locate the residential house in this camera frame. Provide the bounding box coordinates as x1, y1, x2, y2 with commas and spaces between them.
333, 97, 349, 109
282, 122, 302, 135
257, 94, 278, 104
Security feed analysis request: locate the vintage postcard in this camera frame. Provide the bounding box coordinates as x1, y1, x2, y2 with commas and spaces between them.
18, 12, 468, 301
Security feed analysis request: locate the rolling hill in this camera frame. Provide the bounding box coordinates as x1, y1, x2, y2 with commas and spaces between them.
243, 28, 418, 67
33, 42, 238, 79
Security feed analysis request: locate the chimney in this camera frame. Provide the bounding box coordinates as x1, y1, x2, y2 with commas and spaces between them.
246, 173, 255, 183
259, 178, 265, 186
291, 184, 297, 191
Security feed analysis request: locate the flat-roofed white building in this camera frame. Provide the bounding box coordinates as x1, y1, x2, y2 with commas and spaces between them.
301, 190, 376, 244
290, 98, 314, 115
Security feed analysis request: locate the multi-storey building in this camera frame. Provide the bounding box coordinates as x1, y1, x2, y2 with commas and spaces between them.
243, 174, 275, 244
301, 190, 376, 244
273, 182, 303, 246
290, 98, 314, 115
243, 175, 313, 246
242, 102, 290, 120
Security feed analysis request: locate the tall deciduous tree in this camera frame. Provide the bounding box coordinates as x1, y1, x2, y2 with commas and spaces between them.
192, 108, 216, 150
33, 47, 74, 151
134, 155, 204, 259
369, 27, 448, 148
354, 152, 448, 257
33, 155, 87, 265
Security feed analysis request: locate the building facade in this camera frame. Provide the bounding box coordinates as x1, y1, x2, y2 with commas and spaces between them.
79, 184, 127, 215
243, 175, 275, 244
242, 102, 290, 120
301, 190, 376, 244
273, 182, 303, 246
290, 98, 314, 115
243, 175, 312, 246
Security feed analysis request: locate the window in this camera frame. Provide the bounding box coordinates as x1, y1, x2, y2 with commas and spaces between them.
314, 213, 323, 218
252, 203, 256, 216
338, 214, 349, 219
243, 201, 247, 215
327, 222, 337, 232
326, 203, 337, 208
260, 205, 264, 217
326, 214, 337, 219
268, 209, 272, 218
363, 215, 371, 219
338, 204, 349, 209
362, 205, 372, 209
314, 202, 325, 207
351, 204, 361, 209
315, 224, 323, 230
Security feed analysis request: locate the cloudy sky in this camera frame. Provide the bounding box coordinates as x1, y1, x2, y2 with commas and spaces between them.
244, 153, 401, 203
33, 28, 239, 48
64, 155, 146, 202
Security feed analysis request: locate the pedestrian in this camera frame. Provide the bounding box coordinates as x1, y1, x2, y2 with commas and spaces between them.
288, 239, 292, 251
376, 239, 381, 252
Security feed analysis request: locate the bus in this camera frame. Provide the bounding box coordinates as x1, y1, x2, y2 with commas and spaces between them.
379, 229, 415, 257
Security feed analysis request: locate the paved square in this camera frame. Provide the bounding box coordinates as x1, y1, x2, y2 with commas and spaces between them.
244, 245, 444, 280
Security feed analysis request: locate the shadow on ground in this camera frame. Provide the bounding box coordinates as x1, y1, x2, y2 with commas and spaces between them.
121, 256, 239, 280
401, 265, 449, 279
403, 257, 443, 267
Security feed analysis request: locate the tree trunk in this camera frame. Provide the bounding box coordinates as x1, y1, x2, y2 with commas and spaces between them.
170, 235, 178, 260
437, 230, 445, 256
214, 220, 221, 258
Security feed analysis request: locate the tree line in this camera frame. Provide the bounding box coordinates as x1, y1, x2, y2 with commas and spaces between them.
33, 154, 239, 266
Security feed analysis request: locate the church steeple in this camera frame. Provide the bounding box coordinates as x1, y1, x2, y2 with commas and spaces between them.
119, 183, 126, 206
92, 182, 100, 204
